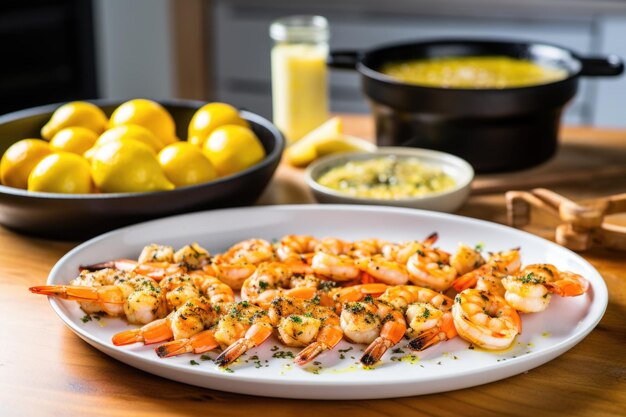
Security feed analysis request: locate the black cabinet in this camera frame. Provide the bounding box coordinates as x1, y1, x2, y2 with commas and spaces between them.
0, 0, 97, 115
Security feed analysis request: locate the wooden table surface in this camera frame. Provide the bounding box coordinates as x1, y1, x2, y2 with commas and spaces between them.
2, 116, 625, 417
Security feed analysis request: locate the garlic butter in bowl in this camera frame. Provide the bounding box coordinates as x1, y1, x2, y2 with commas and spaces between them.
305, 147, 473, 212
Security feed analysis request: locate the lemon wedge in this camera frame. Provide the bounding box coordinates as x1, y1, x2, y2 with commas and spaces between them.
285, 117, 376, 167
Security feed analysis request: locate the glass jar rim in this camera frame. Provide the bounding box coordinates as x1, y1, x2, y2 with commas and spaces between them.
270, 15, 329, 42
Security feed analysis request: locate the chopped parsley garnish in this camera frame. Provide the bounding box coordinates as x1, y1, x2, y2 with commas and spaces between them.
520, 272, 545, 284
290, 315, 303, 323
272, 350, 295, 359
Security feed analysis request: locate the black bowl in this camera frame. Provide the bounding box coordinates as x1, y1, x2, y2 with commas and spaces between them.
328, 38, 623, 172
0, 99, 285, 240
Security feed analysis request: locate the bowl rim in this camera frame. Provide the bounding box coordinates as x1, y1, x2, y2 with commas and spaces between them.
355, 37, 580, 93
0, 101, 285, 200
305, 146, 474, 203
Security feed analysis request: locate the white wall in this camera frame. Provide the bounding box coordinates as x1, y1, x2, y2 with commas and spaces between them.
93, 0, 175, 100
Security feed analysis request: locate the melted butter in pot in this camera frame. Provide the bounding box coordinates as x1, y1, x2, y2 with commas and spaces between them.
380, 56, 568, 89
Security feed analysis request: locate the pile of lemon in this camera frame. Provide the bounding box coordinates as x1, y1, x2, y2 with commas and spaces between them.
0, 99, 266, 193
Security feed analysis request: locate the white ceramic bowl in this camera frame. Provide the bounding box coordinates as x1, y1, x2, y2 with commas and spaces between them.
305, 147, 474, 212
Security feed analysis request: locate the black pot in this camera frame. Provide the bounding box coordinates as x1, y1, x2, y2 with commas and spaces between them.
0, 99, 285, 240
328, 39, 623, 172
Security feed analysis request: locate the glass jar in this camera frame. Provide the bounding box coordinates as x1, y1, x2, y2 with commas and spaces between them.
270, 15, 329, 143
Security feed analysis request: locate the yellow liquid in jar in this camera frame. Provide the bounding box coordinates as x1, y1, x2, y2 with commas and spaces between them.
271, 43, 329, 143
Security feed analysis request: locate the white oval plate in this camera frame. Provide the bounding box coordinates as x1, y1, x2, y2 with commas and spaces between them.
47, 205, 607, 399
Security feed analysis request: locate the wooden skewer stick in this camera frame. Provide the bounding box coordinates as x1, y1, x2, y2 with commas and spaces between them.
505, 188, 626, 251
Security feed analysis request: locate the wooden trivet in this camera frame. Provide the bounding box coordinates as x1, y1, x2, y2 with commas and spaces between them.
506, 188, 626, 251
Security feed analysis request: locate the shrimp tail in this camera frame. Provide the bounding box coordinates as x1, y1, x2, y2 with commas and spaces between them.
215, 324, 273, 367
361, 336, 394, 366
155, 330, 219, 358
112, 318, 173, 346
29, 285, 124, 303
215, 338, 254, 366
112, 329, 144, 346
545, 273, 589, 297
361, 316, 406, 365
423, 232, 438, 246
408, 328, 449, 351
294, 342, 326, 365
294, 327, 343, 365
451, 274, 478, 292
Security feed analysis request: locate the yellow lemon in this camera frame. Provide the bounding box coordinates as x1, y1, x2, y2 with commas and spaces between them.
50, 127, 99, 155
95, 124, 164, 152
0, 139, 53, 189
158, 142, 218, 187
90, 139, 174, 193
202, 125, 265, 176
285, 117, 377, 167
28, 152, 92, 194
41, 101, 108, 140
188, 102, 249, 148
109, 99, 177, 146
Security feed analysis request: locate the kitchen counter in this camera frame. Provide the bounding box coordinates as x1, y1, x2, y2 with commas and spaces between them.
1, 116, 625, 417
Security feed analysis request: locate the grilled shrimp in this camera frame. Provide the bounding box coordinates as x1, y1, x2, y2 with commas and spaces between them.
240, 262, 328, 308
138, 244, 175, 263
268, 297, 343, 365
450, 243, 485, 276
355, 255, 410, 285
380, 232, 438, 263
346, 238, 389, 258
452, 289, 521, 350
213, 302, 274, 366
113, 297, 221, 347
501, 264, 589, 313
30, 269, 167, 324
311, 252, 361, 281
406, 245, 457, 291
173, 243, 211, 269
276, 235, 319, 264
209, 239, 276, 289
155, 301, 270, 360
340, 297, 406, 365
379, 285, 456, 352
451, 248, 521, 293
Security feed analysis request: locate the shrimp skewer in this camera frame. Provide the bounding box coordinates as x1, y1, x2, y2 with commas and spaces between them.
452, 289, 521, 350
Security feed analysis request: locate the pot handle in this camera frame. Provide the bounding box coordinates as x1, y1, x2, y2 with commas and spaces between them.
578, 54, 624, 77
327, 50, 360, 70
